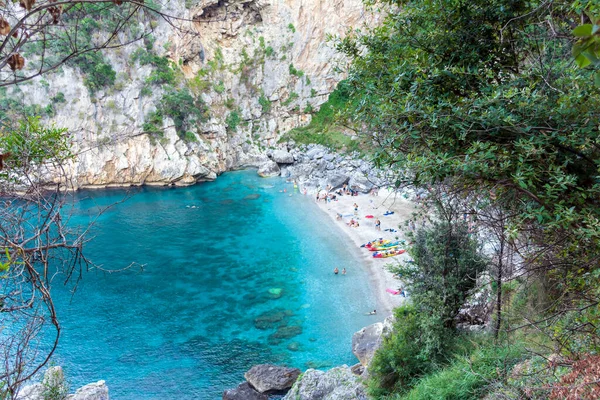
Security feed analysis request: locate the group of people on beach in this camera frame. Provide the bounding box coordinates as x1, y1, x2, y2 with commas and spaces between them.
347, 219, 360, 228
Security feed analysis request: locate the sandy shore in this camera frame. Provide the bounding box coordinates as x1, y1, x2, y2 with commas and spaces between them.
311, 188, 416, 318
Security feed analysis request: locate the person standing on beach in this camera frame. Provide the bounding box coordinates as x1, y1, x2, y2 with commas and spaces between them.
353, 203, 359, 217
375, 219, 381, 230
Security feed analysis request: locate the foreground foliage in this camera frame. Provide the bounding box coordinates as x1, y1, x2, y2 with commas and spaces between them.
332, 0, 600, 397
0, 118, 88, 397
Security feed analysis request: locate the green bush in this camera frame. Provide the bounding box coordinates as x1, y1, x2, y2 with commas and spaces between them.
77, 52, 116, 93
226, 110, 241, 132
143, 87, 208, 140
289, 63, 304, 77
401, 342, 527, 400
213, 80, 226, 94
281, 83, 360, 152
51, 92, 66, 104
161, 87, 208, 135
369, 305, 445, 396
258, 94, 271, 113
142, 110, 164, 137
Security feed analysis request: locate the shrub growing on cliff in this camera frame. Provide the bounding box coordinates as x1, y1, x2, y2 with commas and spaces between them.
226, 110, 241, 133
368, 305, 439, 396
369, 217, 489, 397
142, 88, 208, 140
258, 94, 271, 113
392, 220, 488, 331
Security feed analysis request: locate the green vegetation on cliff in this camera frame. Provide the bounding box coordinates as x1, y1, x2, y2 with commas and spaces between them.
281, 83, 361, 152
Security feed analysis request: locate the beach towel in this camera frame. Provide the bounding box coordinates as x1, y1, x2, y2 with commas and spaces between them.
365, 215, 374, 219
386, 288, 400, 295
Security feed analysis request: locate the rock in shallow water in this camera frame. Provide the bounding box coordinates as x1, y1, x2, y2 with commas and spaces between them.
67, 381, 109, 400
257, 161, 281, 177
223, 382, 268, 400
254, 308, 288, 330
16, 367, 109, 400
282, 366, 367, 400
269, 325, 302, 342
244, 364, 301, 394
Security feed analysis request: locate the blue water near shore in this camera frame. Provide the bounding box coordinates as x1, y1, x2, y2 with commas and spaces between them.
49, 170, 379, 399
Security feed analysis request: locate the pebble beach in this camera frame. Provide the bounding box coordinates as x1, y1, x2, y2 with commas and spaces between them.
312, 188, 416, 316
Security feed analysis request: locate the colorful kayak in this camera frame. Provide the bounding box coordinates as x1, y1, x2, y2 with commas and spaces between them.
366, 239, 405, 250
362, 239, 390, 248
369, 241, 401, 251
373, 249, 406, 258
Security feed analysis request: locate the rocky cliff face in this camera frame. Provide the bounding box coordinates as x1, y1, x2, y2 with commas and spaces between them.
13, 0, 376, 187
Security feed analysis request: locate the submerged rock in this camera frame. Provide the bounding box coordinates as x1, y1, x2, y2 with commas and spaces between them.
287, 342, 301, 352
282, 366, 367, 400
223, 382, 267, 400
244, 193, 261, 200
254, 309, 288, 330
244, 364, 301, 394
269, 325, 302, 341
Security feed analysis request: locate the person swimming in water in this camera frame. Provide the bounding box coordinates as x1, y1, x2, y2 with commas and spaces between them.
368, 309, 377, 315
334, 267, 339, 274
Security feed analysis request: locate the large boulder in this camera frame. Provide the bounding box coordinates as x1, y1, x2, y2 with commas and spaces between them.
16, 368, 107, 400
306, 147, 325, 160
348, 174, 374, 193
244, 364, 301, 394
326, 173, 349, 189
223, 382, 268, 400
352, 316, 395, 367
257, 161, 280, 177
17, 366, 67, 400
271, 150, 295, 164
16, 383, 44, 400
282, 366, 367, 400
67, 381, 109, 400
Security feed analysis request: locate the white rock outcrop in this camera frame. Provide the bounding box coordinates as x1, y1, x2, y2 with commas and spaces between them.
16, 367, 109, 400
282, 366, 367, 400
352, 315, 395, 368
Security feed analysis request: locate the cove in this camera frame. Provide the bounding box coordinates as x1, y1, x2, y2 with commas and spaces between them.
48, 170, 378, 399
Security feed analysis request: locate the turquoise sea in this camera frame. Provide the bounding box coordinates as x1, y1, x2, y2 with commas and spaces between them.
48, 170, 380, 399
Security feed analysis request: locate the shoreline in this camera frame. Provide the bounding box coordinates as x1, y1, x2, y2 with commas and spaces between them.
309, 188, 416, 317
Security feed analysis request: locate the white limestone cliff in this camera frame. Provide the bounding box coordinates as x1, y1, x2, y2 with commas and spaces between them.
14, 0, 378, 187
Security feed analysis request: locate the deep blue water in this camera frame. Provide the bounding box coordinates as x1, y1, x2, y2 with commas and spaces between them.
48, 171, 379, 399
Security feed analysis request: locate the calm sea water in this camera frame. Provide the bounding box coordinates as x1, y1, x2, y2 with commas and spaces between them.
47, 170, 379, 399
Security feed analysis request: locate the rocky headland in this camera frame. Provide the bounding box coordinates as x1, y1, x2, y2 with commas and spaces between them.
223, 316, 396, 399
